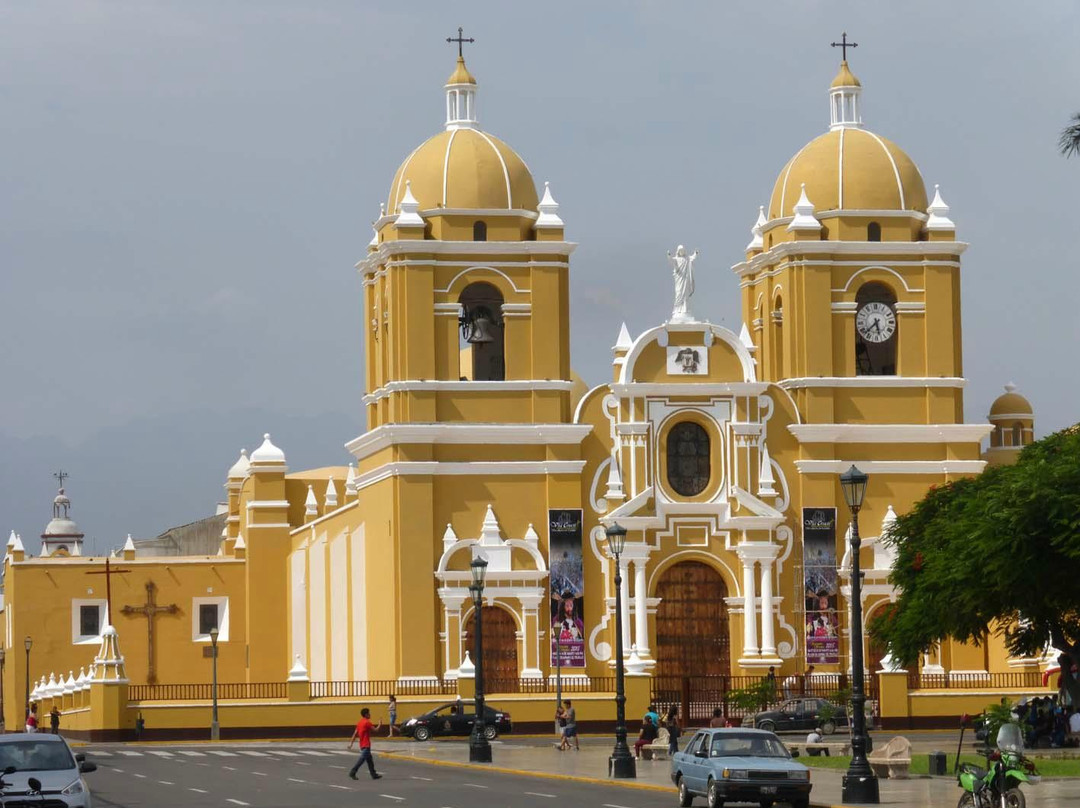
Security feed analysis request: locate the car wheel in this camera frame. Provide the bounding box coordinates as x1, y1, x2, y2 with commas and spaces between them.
757, 720, 776, 733
821, 720, 836, 735
413, 726, 431, 742
483, 724, 498, 741
706, 776, 722, 808
677, 774, 694, 807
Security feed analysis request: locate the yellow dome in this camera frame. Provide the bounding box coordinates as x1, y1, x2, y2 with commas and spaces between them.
831, 61, 861, 88
768, 128, 928, 219
447, 56, 476, 86
989, 386, 1033, 419
387, 128, 539, 213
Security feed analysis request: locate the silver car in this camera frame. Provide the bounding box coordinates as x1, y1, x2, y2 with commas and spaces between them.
0, 733, 97, 807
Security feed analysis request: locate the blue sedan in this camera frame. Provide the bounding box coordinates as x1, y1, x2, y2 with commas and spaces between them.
671, 728, 811, 808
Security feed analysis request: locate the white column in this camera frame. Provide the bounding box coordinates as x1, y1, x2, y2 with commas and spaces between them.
633, 559, 649, 658
619, 556, 631, 655
759, 558, 776, 657
742, 557, 759, 656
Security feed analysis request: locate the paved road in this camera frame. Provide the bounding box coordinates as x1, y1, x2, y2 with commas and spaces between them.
80, 742, 678, 808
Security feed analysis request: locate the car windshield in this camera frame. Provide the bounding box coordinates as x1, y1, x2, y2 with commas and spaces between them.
710, 734, 790, 758
0, 740, 75, 772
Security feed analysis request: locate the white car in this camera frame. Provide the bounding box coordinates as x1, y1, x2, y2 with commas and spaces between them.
0, 733, 97, 807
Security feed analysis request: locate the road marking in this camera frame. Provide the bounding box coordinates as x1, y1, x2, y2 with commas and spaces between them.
270, 750, 300, 756
297, 750, 331, 756
158, 780, 175, 785
91, 750, 113, 756
380, 796, 405, 802
410, 775, 433, 781
226, 801, 250, 807
463, 783, 488, 789
603, 804, 637, 808
112, 768, 125, 773
330, 784, 352, 790
208, 750, 239, 757
118, 751, 144, 757
296, 761, 310, 766
148, 751, 175, 757
189, 788, 208, 794
133, 773, 147, 778
252, 771, 267, 776
525, 793, 556, 799
222, 765, 237, 771
178, 750, 206, 757
288, 777, 307, 783
238, 750, 270, 757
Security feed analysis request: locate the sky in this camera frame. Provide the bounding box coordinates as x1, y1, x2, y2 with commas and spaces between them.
1, 1, 1077, 552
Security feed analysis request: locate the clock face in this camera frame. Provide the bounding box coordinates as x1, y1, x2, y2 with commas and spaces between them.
856, 301, 896, 343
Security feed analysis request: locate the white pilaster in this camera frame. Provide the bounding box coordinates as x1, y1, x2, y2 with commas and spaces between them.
759, 558, 776, 657
742, 557, 759, 658
619, 556, 631, 655
632, 559, 650, 659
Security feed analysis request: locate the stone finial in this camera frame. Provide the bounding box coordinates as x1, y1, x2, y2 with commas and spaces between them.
287, 655, 310, 682
442, 523, 459, 551
123, 534, 136, 560
536, 182, 564, 228
604, 452, 626, 502
458, 651, 475, 678
613, 322, 633, 353
787, 184, 822, 232
92, 624, 128, 683
304, 485, 318, 517
250, 433, 286, 466
324, 476, 338, 509
757, 444, 777, 498
395, 180, 424, 227
925, 184, 955, 231
479, 505, 502, 546
227, 448, 250, 480
746, 205, 766, 251
345, 463, 358, 497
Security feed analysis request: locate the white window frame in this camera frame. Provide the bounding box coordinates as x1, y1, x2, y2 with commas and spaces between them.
192, 596, 229, 642
71, 599, 108, 645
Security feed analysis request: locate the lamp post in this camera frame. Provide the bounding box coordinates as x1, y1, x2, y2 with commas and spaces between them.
468, 557, 491, 763
839, 465, 879, 804
605, 522, 636, 779
0, 647, 6, 732
23, 636, 32, 724
209, 627, 220, 742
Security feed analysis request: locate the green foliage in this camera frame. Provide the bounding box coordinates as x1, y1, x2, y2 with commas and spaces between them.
870, 427, 1080, 705
817, 688, 850, 726
981, 699, 1020, 748
728, 680, 775, 713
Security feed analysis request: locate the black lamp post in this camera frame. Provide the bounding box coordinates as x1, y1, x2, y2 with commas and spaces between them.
0, 646, 6, 732
605, 522, 636, 779
839, 465, 879, 804
23, 636, 32, 723
209, 627, 220, 742
468, 556, 492, 763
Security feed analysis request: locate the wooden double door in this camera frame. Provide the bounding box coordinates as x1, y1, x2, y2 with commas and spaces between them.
654, 561, 731, 679
464, 606, 519, 687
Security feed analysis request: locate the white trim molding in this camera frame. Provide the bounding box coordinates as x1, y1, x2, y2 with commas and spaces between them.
788, 423, 994, 444
733, 239, 968, 277
192, 596, 230, 643
346, 423, 592, 460
71, 598, 108, 646
348, 461, 587, 495
779, 377, 966, 390
794, 460, 986, 475
363, 379, 575, 406
358, 240, 577, 275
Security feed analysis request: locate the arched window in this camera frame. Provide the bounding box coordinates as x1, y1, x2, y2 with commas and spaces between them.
458, 281, 505, 381
666, 421, 710, 496
772, 295, 784, 378
1012, 422, 1023, 447
473, 221, 487, 241
855, 281, 898, 376
867, 222, 882, 242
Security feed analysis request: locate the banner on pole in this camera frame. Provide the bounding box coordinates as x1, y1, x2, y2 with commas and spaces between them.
549, 508, 585, 668
802, 507, 840, 665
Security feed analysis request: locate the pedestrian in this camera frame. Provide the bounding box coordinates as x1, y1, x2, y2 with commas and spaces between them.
644, 703, 660, 727
562, 699, 579, 751
665, 705, 681, 756
806, 726, 828, 757
803, 665, 816, 696
709, 707, 725, 728
50, 706, 61, 735
25, 706, 38, 734
782, 671, 798, 700
765, 666, 777, 701
633, 715, 658, 759
387, 695, 398, 737
347, 707, 383, 780
556, 703, 569, 749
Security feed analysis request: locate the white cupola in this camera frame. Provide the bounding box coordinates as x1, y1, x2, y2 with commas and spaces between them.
829, 60, 863, 131
445, 54, 478, 130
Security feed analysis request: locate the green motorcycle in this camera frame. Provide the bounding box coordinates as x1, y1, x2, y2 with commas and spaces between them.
955, 723, 1040, 808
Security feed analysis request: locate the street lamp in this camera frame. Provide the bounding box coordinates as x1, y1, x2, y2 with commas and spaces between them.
23, 636, 32, 725
209, 627, 220, 742
468, 556, 491, 763
839, 465, 879, 804
605, 522, 636, 779
0, 646, 6, 732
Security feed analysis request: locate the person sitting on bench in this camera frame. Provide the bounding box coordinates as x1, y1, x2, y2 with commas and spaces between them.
806, 726, 829, 756
634, 715, 659, 758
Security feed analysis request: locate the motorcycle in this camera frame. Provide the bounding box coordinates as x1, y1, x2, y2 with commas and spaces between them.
955, 722, 1040, 808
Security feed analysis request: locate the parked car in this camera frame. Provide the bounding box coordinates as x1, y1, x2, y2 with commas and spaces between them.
0, 733, 97, 808
671, 728, 811, 808
743, 697, 848, 735
402, 700, 512, 741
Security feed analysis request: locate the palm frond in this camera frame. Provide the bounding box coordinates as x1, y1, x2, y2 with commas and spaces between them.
1060, 112, 1080, 158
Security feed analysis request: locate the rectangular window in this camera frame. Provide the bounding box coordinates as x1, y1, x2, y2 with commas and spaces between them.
199, 603, 219, 636
79, 605, 100, 637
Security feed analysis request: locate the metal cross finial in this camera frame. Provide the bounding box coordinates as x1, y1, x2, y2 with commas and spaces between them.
53, 470, 69, 489
447, 26, 475, 59
831, 32, 858, 61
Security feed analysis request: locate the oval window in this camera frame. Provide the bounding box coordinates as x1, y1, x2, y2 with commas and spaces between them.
666, 422, 711, 496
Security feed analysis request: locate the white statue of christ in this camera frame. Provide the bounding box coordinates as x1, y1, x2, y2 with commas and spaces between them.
667, 245, 699, 322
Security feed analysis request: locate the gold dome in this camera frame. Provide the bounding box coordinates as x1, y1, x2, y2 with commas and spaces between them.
447, 56, 476, 86
831, 60, 861, 88
387, 128, 539, 213
989, 386, 1033, 419
768, 128, 928, 219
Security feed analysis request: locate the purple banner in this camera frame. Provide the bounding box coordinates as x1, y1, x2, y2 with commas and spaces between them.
549, 509, 585, 668
803, 507, 839, 665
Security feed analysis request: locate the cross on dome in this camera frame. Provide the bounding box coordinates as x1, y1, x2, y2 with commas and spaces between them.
446, 26, 475, 59
828, 33, 864, 130
830, 31, 858, 61
444, 29, 479, 129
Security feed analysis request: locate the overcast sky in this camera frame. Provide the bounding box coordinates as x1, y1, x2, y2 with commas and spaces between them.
2, 1, 1077, 551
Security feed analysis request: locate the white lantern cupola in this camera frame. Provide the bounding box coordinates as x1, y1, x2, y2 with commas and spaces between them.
829, 59, 864, 131
444, 50, 478, 131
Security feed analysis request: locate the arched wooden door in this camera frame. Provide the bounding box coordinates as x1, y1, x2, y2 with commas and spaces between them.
464, 606, 519, 690
655, 561, 731, 679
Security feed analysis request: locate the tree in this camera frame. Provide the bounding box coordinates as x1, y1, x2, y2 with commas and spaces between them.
870, 426, 1080, 707
1060, 113, 1080, 158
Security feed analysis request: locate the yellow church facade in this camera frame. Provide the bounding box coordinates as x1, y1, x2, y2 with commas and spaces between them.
2, 49, 1049, 735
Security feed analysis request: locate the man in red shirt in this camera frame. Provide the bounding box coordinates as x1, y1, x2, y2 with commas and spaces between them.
347, 707, 383, 780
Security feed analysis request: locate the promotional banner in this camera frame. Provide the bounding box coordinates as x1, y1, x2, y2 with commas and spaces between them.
802, 507, 840, 664
549, 508, 585, 668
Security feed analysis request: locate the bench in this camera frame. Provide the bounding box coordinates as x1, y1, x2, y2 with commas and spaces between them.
868, 736, 912, 779
786, 741, 851, 757
641, 727, 671, 760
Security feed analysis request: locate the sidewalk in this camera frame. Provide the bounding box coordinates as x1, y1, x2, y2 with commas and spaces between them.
377, 737, 1080, 808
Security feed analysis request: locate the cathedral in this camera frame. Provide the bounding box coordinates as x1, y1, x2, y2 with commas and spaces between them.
2, 43, 1043, 731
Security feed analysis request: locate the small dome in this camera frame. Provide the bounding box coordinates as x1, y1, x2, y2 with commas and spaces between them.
227, 448, 250, 479
250, 433, 286, 465
831, 60, 861, 88
447, 56, 476, 86
989, 383, 1033, 419
387, 128, 538, 214
769, 128, 927, 219
43, 517, 82, 538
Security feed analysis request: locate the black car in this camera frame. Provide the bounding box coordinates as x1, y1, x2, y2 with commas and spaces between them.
402, 701, 512, 742
743, 697, 848, 734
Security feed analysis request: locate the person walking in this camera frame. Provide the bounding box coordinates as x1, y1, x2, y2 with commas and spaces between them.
387, 695, 398, 737
562, 699, 579, 751
25, 706, 38, 734
665, 705, 681, 756
49, 707, 61, 735
347, 708, 383, 780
